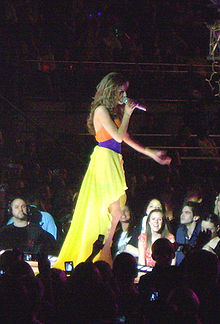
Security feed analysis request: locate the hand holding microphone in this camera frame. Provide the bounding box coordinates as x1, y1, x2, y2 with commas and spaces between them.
123, 96, 147, 112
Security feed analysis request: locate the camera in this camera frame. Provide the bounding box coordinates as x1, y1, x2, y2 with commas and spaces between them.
64, 261, 74, 275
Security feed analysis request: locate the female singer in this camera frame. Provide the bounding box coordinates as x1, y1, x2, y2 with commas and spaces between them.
54, 72, 171, 269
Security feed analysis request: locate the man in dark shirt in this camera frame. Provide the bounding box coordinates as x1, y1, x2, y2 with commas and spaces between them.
138, 238, 183, 322
176, 201, 202, 265
0, 197, 58, 255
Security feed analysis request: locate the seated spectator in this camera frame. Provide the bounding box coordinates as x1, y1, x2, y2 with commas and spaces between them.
57, 261, 117, 323
176, 201, 202, 265
138, 209, 175, 267
139, 238, 181, 303
94, 260, 114, 287
166, 287, 202, 324
0, 249, 53, 323
124, 198, 166, 260
113, 252, 142, 322
141, 198, 165, 233
138, 238, 183, 323
0, 197, 58, 256
182, 249, 220, 324
7, 191, 57, 239
0, 248, 23, 273
200, 213, 220, 257
111, 205, 137, 258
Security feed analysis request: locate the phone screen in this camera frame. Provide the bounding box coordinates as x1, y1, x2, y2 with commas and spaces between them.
24, 253, 33, 261
98, 234, 105, 242
137, 265, 153, 272
64, 261, 74, 274
150, 291, 159, 301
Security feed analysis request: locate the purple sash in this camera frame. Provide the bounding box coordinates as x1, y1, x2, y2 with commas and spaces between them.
98, 138, 121, 153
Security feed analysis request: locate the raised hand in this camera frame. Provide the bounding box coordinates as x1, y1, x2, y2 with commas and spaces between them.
153, 150, 172, 165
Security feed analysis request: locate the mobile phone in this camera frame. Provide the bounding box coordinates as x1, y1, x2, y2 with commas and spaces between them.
150, 291, 159, 301
0, 269, 4, 275
64, 261, 74, 275
24, 253, 33, 261
137, 265, 153, 273
98, 234, 105, 242
23, 253, 37, 261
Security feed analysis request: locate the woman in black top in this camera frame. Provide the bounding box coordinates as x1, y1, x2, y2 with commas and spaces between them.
201, 213, 220, 257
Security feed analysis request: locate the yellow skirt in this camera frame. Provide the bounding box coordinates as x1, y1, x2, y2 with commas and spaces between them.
54, 146, 127, 270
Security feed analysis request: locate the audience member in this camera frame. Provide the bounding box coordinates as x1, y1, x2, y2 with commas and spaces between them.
138, 209, 175, 267
0, 197, 58, 255
113, 252, 142, 322
182, 249, 220, 324
112, 204, 138, 258
176, 201, 202, 265
141, 197, 165, 233
200, 213, 220, 257
7, 191, 57, 239
57, 261, 117, 323
166, 287, 202, 324
139, 238, 181, 303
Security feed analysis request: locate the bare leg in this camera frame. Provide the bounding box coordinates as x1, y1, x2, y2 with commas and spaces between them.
99, 199, 122, 266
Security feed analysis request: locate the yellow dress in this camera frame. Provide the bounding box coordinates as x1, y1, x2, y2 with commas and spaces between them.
54, 122, 127, 270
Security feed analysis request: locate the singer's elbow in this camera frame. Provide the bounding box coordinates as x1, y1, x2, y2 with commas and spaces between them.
115, 137, 123, 143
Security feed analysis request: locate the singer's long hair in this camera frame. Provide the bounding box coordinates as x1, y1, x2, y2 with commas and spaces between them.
87, 72, 128, 135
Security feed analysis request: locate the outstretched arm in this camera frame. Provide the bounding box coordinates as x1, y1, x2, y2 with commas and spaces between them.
123, 133, 171, 165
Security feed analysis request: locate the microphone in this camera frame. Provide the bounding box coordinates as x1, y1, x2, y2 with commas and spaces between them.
123, 96, 147, 111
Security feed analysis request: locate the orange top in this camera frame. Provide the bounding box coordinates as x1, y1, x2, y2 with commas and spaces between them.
95, 119, 121, 142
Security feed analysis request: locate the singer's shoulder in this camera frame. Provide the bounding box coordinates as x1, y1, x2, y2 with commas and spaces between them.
94, 105, 110, 117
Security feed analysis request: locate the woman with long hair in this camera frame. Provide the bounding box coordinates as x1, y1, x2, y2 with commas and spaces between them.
54, 72, 171, 269
138, 209, 175, 267
111, 205, 137, 258
201, 213, 220, 257
141, 197, 165, 233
